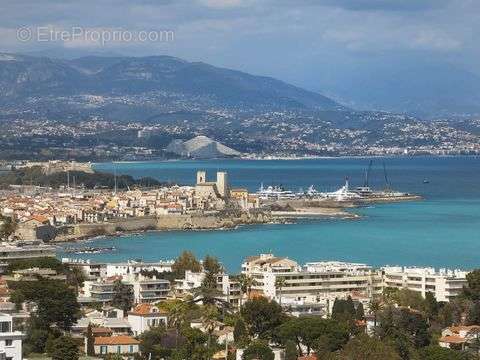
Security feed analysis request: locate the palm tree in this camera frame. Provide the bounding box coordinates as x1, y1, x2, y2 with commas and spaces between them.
275, 277, 287, 306
238, 274, 258, 304
201, 304, 219, 349
166, 300, 188, 347
237, 274, 249, 309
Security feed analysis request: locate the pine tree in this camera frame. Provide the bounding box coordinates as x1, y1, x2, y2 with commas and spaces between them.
51, 336, 79, 360
356, 302, 365, 321
86, 323, 95, 356
234, 318, 249, 346
111, 280, 134, 316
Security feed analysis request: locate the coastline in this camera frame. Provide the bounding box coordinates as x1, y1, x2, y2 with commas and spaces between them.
96, 154, 480, 166
52, 207, 359, 244
52, 195, 423, 244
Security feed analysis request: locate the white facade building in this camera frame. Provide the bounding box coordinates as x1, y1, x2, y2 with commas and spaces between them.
381, 266, 468, 302
0, 241, 55, 263
174, 271, 205, 295
242, 254, 382, 302
242, 254, 468, 304
83, 274, 170, 304
129, 276, 170, 303
62, 258, 107, 280
128, 303, 168, 336
105, 260, 173, 278
0, 313, 24, 360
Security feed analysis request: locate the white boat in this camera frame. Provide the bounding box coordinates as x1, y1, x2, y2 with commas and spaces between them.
321, 178, 361, 201
297, 185, 320, 197
257, 183, 297, 200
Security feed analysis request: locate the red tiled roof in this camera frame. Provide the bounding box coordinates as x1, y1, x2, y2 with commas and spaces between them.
439, 335, 467, 344
129, 303, 167, 316
94, 336, 140, 345
27, 214, 49, 223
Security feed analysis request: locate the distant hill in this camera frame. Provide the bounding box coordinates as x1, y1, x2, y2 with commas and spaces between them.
0, 53, 341, 112
166, 136, 241, 158
314, 59, 480, 119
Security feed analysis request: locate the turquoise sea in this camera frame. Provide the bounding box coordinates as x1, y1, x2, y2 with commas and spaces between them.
58, 157, 480, 272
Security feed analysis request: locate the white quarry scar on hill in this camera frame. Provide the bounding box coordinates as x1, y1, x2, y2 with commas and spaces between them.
165, 135, 241, 158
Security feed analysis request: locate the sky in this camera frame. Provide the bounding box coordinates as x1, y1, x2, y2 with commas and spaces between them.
1, 0, 479, 97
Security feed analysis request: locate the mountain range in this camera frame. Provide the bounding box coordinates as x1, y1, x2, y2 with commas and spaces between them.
0, 52, 479, 159
0, 53, 340, 112
1, 52, 479, 122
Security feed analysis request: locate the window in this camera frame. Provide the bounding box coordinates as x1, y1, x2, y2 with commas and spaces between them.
117, 346, 121, 353
100, 346, 107, 354
0, 322, 11, 333
130, 345, 134, 353
5, 339, 12, 346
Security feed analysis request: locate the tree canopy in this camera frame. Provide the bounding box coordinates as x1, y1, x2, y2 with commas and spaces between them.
9, 279, 79, 330
242, 340, 275, 360
50, 335, 79, 360
111, 279, 134, 315
172, 251, 202, 276
338, 334, 401, 360
240, 297, 285, 340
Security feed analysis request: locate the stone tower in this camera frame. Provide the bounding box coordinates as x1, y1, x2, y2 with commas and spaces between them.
216, 172, 229, 198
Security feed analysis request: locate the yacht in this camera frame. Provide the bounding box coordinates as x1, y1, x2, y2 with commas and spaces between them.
321, 178, 361, 201
297, 185, 320, 197
257, 183, 296, 200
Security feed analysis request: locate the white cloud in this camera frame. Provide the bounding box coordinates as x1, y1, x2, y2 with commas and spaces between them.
412, 29, 462, 51
196, 0, 250, 9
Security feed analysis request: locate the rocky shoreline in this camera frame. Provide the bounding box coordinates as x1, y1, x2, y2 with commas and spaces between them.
52, 206, 357, 243
51, 195, 422, 244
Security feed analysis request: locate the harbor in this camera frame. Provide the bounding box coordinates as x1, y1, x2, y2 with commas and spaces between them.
0, 159, 425, 244
54, 156, 480, 271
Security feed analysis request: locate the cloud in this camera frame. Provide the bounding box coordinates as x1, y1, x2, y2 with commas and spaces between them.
412, 29, 462, 51
0, 0, 479, 89
275, 0, 452, 12
197, 0, 248, 8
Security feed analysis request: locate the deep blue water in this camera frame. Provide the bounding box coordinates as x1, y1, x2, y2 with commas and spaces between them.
58, 157, 480, 272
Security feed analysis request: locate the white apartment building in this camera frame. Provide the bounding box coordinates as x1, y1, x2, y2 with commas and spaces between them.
0, 313, 24, 360
242, 254, 382, 302
242, 254, 468, 303
217, 274, 242, 308
84, 274, 170, 304
0, 241, 55, 262
86, 279, 133, 303
62, 258, 107, 280
174, 271, 205, 295
174, 271, 242, 307
130, 276, 170, 303
381, 266, 468, 302
105, 260, 173, 277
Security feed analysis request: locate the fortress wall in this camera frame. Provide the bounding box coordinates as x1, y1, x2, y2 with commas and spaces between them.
54, 211, 272, 242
